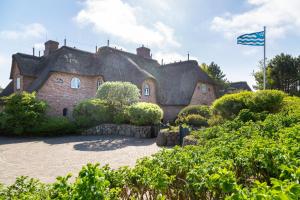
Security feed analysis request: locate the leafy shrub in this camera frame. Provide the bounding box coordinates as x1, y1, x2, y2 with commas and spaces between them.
248, 90, 286, 113
212, 90, 287, 120
176, 114, 208, 127
32, 117, 77, 136
112, 109, 129, 124
96, 82, 140, 107
211, 91, 252, 119
237, 109, 268, 122
207, 114, 225, 126
178, 105, 211, 118
73, 99, 112, 128
0, 92, 47, 135
127, 102, 163, 126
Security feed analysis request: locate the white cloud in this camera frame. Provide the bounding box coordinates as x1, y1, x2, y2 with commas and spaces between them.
0, 23, 46, 40
211, 0, 300, 39
34, 43, 44, 50
75, 0, 180, 47
0, 53, 11, 88
154, 51, 198, 64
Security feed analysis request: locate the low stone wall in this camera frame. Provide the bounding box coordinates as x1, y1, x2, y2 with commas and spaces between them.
156, 131, 180, 146
182, 135, 198, 146
82, 124, 158, 138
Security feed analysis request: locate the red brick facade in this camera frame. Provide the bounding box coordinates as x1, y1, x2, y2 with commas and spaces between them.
190, 82, 216, 105
37, 72, 102, 116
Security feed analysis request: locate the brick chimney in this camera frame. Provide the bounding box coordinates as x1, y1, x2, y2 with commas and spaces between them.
136, 45, 151, 59
44, 40, 59, 56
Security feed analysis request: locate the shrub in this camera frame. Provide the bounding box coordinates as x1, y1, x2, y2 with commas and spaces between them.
211, 91, 252, 119
96, 82, 140, 107
207, 114, 225, 126
32, 117, 77, 136
248, 90, 286, 113
113, 109, 130, 124
178, 105, 211, 118
0, 92, 47, 135
127, 102, 163, 126
176, 114, 208, 127
73, 99, 112, 128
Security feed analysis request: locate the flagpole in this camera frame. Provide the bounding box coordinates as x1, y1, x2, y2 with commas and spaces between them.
263, 26, 266, 90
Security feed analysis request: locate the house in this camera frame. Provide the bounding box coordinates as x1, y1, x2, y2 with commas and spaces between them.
0, 40, 216, 121
227, 81, 252, 93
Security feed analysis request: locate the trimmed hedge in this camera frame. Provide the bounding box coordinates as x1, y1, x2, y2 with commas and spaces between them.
178, 105, 211, 118
127, 102, 163, 126
96, 81, 140, 107
212, 90, 286, 120
73, 99, 112, 128
176, 114, 208, 127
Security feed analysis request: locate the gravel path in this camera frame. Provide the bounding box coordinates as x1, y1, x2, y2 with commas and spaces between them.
0, 135, 161, 185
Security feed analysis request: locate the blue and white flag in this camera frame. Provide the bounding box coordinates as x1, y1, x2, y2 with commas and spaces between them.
237, 31, 265, 46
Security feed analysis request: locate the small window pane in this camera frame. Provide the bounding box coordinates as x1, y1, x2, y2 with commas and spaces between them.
16, 77, 20, 90
97, 79, 103, 89
71, 77, 80, 89
144, 84, 150, 96
201, 84, 207, 93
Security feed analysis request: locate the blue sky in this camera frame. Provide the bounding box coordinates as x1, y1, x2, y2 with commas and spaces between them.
1, 0, 300, 89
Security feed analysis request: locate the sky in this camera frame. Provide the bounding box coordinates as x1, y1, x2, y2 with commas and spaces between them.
1, 0, 300, 89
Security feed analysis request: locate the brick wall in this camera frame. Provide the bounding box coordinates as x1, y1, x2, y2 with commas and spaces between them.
37, 72, 102, 117
190, 82, 216, 105
140, 79, 157, 103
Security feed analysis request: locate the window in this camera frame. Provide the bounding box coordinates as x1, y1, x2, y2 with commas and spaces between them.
63, 108, 68, 117
144, 84, 150, 96
16, 77, 21, 90
201, 83, 207, 93
71, 77, 80, 89
97, 79, 103, 89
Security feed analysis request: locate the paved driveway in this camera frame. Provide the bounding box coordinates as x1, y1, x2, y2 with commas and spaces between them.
0, 135, 161, 185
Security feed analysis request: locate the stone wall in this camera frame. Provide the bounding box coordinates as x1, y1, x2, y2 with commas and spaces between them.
156, 130, 180, 146
82, 124, 158, 138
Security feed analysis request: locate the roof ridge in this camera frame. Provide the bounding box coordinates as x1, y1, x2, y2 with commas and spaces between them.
14, 53, 41, 60
163, 60, 198, 66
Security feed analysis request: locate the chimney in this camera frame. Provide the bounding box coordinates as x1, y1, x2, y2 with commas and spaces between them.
136, 45, 151, 59
44, 40, 59, 56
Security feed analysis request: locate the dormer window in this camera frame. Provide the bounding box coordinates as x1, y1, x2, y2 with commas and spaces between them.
71, 77, 80, 89
16, 77, 21, 90
144, 84, 150, 96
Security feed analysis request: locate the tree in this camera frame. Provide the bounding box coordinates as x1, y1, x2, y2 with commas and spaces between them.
201, 62, 228, 96
253, 53, 300, 95
0, 86, 3, 93
96, 81, 140, 107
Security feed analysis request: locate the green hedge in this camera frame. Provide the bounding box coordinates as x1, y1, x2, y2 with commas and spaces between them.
212, 90, 286, 120
127, 102, 163, 126
0, 92, 47, 135
176, 114, 208, 127
178, 105, 211, 118
73, 99, 112, 128
32, 117, 77, 136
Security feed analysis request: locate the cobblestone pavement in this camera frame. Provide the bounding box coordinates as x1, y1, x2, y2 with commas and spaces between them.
0, 135, 161, 184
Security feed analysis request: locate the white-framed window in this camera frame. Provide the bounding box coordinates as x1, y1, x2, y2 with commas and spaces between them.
71, 77, 80, 89
16, 77, 21, 90
144, 84, 150, 96
201, 83, 207, 93
97, 79, 103, 89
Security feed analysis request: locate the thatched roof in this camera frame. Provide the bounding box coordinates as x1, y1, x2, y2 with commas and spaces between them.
1, 45, 215, 106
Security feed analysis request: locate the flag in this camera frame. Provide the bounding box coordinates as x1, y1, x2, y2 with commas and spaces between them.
237, 31, 265, 46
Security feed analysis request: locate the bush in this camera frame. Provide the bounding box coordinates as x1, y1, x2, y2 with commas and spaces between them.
113, 109, 130, 124
127, 102, 163, 126
32, 117, 77, 136
211, 91, 252, 119
176, 114, 208, 127
178, 105, 211, 118
73, 99, 112, 128
248, 90, 286, 113
0, 92, 47, 135
96, 82, 140, 107
212, 90, 287, 120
